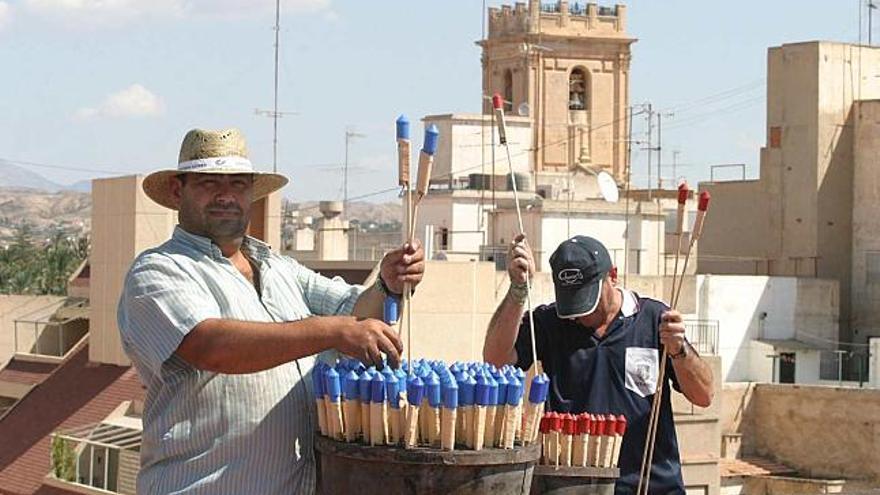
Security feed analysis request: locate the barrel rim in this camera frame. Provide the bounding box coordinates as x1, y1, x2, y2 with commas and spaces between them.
532, 465, 620, 479
314, 435, 541, 466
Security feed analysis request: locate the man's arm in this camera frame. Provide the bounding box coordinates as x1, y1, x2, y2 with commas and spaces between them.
660, 310, 715, 407
351, 241, 425, 320
177, 315, 403, 374
483, 234, 533, 368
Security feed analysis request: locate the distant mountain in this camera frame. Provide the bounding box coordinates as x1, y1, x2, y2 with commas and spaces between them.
66, 180, 92, 193
0, 162, 95, 193
0, 161, 65, 192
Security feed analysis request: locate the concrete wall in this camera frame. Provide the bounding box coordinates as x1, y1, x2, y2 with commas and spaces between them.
852, 100, 880, 344
694, 275, 838, 382
90, 176, 176, 366
722, 383, 880, 482
423, 113, 532, 184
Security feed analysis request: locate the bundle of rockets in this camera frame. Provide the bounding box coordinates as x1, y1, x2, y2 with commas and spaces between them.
537, 411, 627, 468
312, 358, 548, 451
313, 358, 626, 468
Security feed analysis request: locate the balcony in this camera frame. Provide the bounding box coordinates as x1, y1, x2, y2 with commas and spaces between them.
47, 421, 141, 495
684, 319, 719, 355
13, 300, 89, 363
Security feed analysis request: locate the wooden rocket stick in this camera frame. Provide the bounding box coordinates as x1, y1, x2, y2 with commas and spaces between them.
612, 415, 627, 468
639, 191, 711, 495
484, 402, 497, 448
601, 415, 618, 468
441, 380, 458, 450
502, 404, 517, 449
571, 414, 586, 467
326, 368, 344, 441
428, 406, 441, 447
404, 376, 423, 448
539, 414, 550, 464
312, 364, 329, 436
492, 93, 542, 376
474, 405, 487, 451
341, 368, 361, 442
561, 414, 575, 467
369, 374, 387, 446
587, 415, 602, 467
441, 407, 457, 451
359, 372, 372, 445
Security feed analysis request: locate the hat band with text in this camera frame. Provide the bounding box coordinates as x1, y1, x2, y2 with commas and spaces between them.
178, 155, 254, 173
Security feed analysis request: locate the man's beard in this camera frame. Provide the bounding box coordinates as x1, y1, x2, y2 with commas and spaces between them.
203, 204, 248, 241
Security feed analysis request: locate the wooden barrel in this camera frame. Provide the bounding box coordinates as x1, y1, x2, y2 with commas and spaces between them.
529, 465, 619, 495
314, 436, 541, 495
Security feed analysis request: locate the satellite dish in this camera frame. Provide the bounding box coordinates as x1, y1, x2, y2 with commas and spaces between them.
517, 102, 530, 117
597, 171, 619, 203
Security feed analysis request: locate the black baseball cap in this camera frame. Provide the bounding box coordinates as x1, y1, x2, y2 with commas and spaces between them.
549, 236, 613, 319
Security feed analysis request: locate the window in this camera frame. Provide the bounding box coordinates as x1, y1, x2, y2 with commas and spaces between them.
569, 68, 588, 110
867, 251, 880, 285
503, 69, 513, 112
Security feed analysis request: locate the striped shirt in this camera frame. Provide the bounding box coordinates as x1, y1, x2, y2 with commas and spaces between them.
117, 226, 363, 494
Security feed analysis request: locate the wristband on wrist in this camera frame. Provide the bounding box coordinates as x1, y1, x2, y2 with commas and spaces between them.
375, 274, 404, 298
508, 281, 528, 305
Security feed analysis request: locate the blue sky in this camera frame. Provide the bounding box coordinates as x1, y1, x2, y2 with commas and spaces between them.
0, 0, 872, 201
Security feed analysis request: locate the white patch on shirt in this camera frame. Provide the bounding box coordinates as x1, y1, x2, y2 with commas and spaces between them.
625, 347, 659, 397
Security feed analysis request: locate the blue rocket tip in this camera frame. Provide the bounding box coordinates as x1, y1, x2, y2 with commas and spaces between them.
426, 372, 441, 408
396, 115, 410, 140
422, 124, 439, 155
385, 373, 401, 409
358, 371, 373, 402
312, 366, 326, 397
461, 375, 476, 406
383, 296, 399, 324
488, 374, 499, 406
506, 376, 523, 406
475, 374, 492, 406
370, 372, 386, 403
495, 373, 508, 405
528, 374, 546, 404
326, 367, 342, 401
442, 380, 459, 409
343, 370, 360, 400
407, 375, 425, 405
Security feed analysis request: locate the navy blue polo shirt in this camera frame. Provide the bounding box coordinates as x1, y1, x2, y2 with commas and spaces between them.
515, 288, 684, 495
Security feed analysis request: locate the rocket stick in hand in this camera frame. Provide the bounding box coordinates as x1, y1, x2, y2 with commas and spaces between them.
493, 93, 542, 382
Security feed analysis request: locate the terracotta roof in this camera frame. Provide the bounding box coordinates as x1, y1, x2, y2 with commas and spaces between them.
0, 359, 57, 386
0, 343, 144, 495
720, 456, 798, 478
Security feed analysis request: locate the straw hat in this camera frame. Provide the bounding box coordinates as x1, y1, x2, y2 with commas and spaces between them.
143, 128, 288, 210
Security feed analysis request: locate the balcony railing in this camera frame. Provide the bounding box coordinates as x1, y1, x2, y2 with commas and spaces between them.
13, 302, 88, 360
684, 319, 719, 355
49, 422, 141, 495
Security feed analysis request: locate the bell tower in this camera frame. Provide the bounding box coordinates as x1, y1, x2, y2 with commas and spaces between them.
479, 1, 635, 182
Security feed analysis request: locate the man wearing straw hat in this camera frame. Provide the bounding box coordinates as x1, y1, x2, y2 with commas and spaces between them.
118, 128, 423, 494
483, 235, 714, 495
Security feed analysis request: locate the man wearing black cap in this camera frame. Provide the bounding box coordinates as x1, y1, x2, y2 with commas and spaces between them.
484, 235, 714, 495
